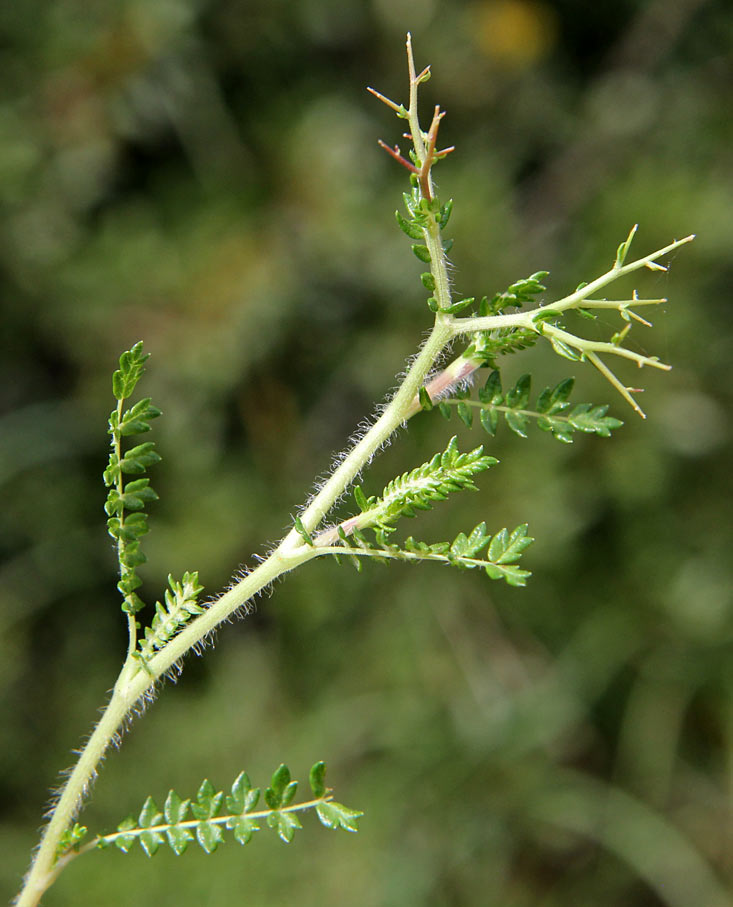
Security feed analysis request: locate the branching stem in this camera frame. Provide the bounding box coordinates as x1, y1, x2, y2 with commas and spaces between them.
16, 36, 691, 907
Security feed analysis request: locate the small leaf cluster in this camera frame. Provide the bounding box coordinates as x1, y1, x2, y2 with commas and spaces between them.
483, 272, 549, 316
101, 763, 362, 856
56, 823, 88, 858
396, 186, 453, 309
137, 572, 205, 662
103, 342, 161, 614
352, 436, 497, 530
338, 522, 533, 587
438, 371, 623, 443
462, 273, 548, 366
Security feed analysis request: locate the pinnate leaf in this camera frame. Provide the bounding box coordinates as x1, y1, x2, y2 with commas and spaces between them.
102, 763, 361, 856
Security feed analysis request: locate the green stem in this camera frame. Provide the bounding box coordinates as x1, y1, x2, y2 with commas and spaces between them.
540, 322, 670, 369
18, 313, 456, 904
279, 316, 454, 550
279, 38, 455, 549
16, 547, 317, 907
449, 234, 694, 338
18, 317, 458, 903
16, 680, 134, 907
443, 397, 568, 423
19, 37, 468, 906
313, 544, 486, 568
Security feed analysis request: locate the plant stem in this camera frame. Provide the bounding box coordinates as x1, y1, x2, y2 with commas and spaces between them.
279, 316, 454, 550
18, 43, 461, 899
16, 682, 133, 907
17, 316, 458, 903
450, 234, 694, 337
18, 312, 456, 903
16, 546, 317, 907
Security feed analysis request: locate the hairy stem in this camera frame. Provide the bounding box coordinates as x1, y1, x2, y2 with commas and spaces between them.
17, 547, 316, 907
17, 39, 460, 905
17, 682, 133, 907
18, 316, 454, 905
279, 317, 454, 551
451, 234, 694, 337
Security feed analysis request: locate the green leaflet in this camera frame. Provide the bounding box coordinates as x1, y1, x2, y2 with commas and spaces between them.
456, 272, 549, 368
467, 327, 538, 367
438, 199, 453, 229
395, 209, 424, 240
56, 823, 88, 858
352, 436, 497, 530
294, 516, 315, 546
111, 342, 149, 401
99, 764, 361, 856
105, 343, 162, 615
332, 522, 534, 588
332, 440, 532, 585
615, 223, 638, 268
316, 800, 362, 832
439, 371, 622, 443
411, 243, 431, 263
481, 272, 549, 316
106, 347, 204, 651
309, 761, 327, 798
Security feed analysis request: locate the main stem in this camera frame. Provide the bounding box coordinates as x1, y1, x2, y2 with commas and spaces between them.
280, 316, 453, 548
19, 37, 458, 906
16, 548, 315, 907
17, 317, 454, 907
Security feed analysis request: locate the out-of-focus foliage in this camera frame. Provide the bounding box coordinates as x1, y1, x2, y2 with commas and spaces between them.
1, 0, 731, 905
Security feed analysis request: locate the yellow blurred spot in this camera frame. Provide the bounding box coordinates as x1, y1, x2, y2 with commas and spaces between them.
467, 0, 556, 68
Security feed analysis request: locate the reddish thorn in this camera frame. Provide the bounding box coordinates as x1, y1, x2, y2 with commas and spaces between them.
377, 139, 419, 173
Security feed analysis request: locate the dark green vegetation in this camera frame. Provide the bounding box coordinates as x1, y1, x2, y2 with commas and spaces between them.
2, 1, 731, 905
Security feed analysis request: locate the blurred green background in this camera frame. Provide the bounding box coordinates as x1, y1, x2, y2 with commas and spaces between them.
1, 0, 731, 904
